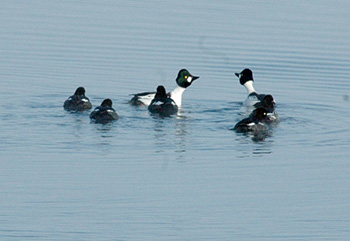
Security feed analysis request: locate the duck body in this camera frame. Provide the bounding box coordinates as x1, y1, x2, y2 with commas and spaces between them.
148, 86, 178, 117
64, 87, 92, 111
129, 69, 199, 107
234, 107, 269, 133
90, 99, 118, 123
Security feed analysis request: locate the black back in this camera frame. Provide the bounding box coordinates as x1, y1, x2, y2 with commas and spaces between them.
149, 85, 178, 117
90, 99, 118, 123
64, 87, 92, 111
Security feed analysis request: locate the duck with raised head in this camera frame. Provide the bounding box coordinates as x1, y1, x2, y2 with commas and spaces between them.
63, 87, 92, 111
235, 68, 268, 106
129, 69, 199, 107
148, 85, 178, 117
90, 99, 118, 123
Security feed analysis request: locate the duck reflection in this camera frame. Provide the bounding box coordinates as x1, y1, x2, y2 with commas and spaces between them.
152, 111, 189, 163
235, 132, 274, 158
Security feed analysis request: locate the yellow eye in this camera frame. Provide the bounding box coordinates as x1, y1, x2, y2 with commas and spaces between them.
184, 75, 188, 79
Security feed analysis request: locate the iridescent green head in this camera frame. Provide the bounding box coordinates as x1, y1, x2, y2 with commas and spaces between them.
176, 69, 199, 88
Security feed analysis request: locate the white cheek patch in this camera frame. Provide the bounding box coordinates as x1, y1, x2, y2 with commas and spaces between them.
187, 76, 193, 82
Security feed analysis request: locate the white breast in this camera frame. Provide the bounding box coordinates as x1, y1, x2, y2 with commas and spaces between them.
169, 86, 186, 107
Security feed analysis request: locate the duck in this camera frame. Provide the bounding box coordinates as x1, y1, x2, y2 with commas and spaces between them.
129, 69, 199, 107
235, 68, 266, 106
253, 94, 279, 122
233, 107, 269, 133
63, 87, 92, 111
148, 85, 178, 117
253, 95, 274, 112
90, 99, 118, 123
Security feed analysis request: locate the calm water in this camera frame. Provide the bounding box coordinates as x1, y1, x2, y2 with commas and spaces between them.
1, 1, 350, 240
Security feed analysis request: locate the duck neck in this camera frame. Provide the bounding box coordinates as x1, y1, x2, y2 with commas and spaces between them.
170, 86, 186, 107
243, 81, 256, 94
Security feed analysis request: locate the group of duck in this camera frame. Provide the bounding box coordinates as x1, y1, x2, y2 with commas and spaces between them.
63, 68, 279, 132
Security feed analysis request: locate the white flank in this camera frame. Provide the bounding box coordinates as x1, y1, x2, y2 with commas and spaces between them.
138, 93, 156, 106
153, 101, 164, 106
169, 86, 186, 107
243, 95, 259, 106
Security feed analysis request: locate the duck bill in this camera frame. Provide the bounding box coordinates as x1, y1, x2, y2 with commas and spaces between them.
191, 76, 199, 81
235, 73, 239, 77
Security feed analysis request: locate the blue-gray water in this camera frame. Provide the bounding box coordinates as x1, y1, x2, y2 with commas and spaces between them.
1, 1, 350, 240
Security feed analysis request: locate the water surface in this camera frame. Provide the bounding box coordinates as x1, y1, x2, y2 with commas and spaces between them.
1, 1, 350, 240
